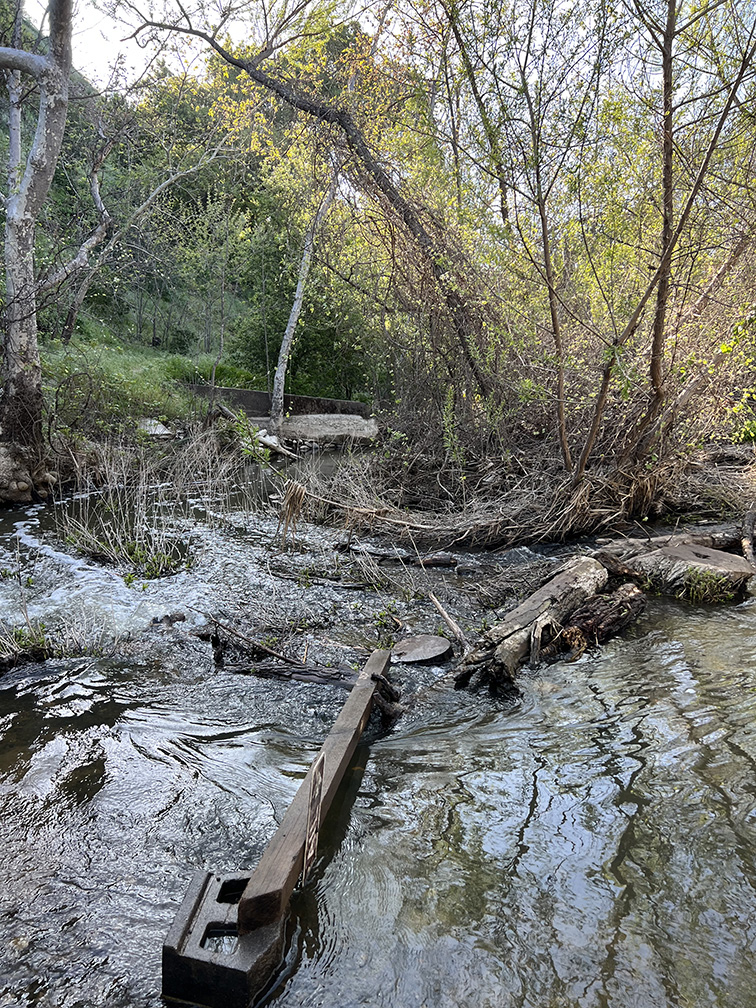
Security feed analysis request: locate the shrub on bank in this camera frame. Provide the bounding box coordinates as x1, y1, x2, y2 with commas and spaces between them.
42, 340, 198, 440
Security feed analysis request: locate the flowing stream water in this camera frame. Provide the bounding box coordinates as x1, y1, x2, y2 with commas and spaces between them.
1, 490, 755, 1008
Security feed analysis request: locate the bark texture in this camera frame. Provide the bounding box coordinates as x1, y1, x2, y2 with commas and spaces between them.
455, 555, 609, 692
1, 0, 73, 475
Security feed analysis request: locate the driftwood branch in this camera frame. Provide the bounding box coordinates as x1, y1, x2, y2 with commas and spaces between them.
210, 404, 297, 458
742, 507, 756, 568
231, 660, 355, 688
429, 591, 468, 647
193, 609, 403, 703
195, 609, 312, 669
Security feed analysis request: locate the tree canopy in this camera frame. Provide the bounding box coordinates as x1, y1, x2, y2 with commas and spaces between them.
1, 0, 756, 509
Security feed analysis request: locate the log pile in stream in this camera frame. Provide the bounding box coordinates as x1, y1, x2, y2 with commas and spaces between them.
455, 556, 626, 692
191, 521, 755, 701
455, 519, 756, 694
594, 523, 755, 602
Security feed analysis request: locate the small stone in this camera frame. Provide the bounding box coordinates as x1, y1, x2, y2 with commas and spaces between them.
392, 635, 453, 663
455, 561, 479, 575
414, 552, 456, 568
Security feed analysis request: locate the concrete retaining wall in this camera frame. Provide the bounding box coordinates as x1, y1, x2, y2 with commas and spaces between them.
185, 384, 371, 418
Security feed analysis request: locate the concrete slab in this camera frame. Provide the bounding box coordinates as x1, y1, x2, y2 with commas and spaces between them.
246, 413, 379, 445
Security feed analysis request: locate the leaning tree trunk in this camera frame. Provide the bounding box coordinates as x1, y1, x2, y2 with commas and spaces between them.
132, 18, 493, 398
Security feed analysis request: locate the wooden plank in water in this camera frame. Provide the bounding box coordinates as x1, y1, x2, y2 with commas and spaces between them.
237, 648, 390, 933
163, 648, 392, 1008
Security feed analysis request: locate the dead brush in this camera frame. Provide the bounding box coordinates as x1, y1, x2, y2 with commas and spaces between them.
162, 426, 271, 518
56, 481, 187, 578
0, 620, 49, 666
281, 445, 712, 549
278, 480, 307, 545
0, 605, 123, 666
660, 450, 756, 517
347, 549, 429, 598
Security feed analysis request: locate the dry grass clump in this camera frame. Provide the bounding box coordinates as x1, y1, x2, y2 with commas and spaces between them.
278, 446, 746, 549
658, 446, 756, 518
0, 609, 125, 670
54, 429, 275, 577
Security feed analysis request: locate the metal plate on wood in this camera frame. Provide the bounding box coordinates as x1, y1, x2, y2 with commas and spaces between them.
302, 752, 325, 883
391, 635, 453, 663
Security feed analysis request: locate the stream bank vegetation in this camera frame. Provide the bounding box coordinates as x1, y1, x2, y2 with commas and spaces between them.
1, 0, 756, 518
4, 0, 756, 684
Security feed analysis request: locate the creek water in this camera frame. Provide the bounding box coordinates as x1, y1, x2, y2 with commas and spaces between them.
1, 491, 755, 1008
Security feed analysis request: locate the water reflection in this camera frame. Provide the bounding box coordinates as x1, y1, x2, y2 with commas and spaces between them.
262, 603, 756, 1008
1, 550, 756, 1006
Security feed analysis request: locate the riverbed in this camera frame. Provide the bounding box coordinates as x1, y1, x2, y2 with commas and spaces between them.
1, 490, 755, 1008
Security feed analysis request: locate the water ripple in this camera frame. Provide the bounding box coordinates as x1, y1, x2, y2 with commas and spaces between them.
3, 568, 756, 1008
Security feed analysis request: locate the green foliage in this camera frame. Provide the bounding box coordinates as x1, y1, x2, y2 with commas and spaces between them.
680, 570, 736, 605
229, 256, 375, 400
730, 389, 756, 443
643, 568, 737, 604
3, 622, 48, 654
8, 0, 756, 488
42, 339, 197, 442
213, 411, 271, 463
441, 387, 466, 467
162, 354, 262, 389
722, 304, 756, 442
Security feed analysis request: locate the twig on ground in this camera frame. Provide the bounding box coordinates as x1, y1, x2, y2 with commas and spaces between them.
428, 591, 467, 647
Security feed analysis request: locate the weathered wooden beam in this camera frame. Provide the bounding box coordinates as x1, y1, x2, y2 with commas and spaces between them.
237, 648, 389, 932
162, 649, 391, 1008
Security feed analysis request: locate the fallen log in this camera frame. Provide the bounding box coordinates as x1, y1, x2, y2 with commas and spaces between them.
541, 582, 645, 661
742, 508, 756, 569
455, 555, 608, 692
594, 523, 740, 557
231, 660, 355, 688
595, 539, 754, 602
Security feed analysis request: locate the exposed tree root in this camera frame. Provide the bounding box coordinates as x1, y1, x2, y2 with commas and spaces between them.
0, 442, 56, 504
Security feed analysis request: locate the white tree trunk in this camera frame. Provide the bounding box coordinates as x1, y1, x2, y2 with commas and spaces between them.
0, 0, 73, 451
3, 217, 44, 446
269, 173, 338, 435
